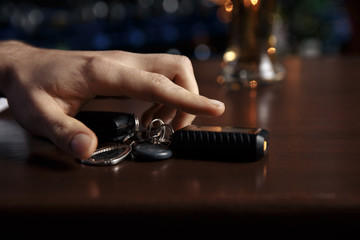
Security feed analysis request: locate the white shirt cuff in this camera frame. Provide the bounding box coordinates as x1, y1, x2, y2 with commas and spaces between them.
0, 98, 9, 113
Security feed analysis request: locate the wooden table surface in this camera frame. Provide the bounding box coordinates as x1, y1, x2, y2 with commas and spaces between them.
1, 56, 360, 236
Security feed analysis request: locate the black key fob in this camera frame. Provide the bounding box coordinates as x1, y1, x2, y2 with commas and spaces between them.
170, 125, 269, 161
75, 111, 139, 143
132, 142, 173, 161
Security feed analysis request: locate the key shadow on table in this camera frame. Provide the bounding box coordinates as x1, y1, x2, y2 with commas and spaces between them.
25, 135, 80, 171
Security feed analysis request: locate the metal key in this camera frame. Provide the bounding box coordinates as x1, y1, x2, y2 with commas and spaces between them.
79, 143, 132, 166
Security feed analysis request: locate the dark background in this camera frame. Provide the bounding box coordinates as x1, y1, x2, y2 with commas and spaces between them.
0, 0, 359, 59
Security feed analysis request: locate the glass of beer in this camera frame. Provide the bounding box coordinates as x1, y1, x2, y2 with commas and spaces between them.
219, 0, 285, 90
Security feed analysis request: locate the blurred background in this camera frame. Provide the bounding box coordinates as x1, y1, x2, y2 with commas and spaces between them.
0, 0, 359, 60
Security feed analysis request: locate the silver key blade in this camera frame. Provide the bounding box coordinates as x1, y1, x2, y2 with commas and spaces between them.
79, 144, 132, 166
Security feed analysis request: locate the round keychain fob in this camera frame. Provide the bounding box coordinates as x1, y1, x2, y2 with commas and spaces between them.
132, 143, 172, 161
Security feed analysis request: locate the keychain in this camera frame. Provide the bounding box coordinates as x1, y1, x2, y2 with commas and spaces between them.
75, 111, 270, 166
77, 114, 174, 165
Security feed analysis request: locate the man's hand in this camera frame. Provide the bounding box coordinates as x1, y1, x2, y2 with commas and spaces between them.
0, 41, 225, 159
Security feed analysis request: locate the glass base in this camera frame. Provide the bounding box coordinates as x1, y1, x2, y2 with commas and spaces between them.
218, 53, 286, 90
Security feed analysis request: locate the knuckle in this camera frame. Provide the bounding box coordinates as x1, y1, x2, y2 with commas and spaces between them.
76, 55, 107, 95
171, 55, 199, 94
160, 54, 193, 69
82, 55, 117, 92
148, 72, 169, 89
83, 55, 107, 78
145, 72, 174, 100
176, 55, 192, 67
168, 54, 193, 70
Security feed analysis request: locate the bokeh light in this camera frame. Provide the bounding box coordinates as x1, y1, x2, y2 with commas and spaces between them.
0, 0, 355, 57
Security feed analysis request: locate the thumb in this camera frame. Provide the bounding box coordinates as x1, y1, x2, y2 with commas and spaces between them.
43, 111, 98, 159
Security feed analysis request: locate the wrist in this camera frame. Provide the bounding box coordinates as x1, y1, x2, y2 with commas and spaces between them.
0, 40, 31, 97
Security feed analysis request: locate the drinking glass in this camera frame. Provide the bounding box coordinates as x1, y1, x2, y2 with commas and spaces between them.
219, 0, 285, 90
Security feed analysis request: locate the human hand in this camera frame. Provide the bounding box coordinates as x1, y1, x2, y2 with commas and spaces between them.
0, 41, 225, 159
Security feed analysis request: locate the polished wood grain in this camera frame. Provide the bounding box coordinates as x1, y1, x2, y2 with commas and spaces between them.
1, 56, 360, 236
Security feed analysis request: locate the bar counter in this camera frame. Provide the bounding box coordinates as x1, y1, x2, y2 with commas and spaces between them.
1, 56, 360, 237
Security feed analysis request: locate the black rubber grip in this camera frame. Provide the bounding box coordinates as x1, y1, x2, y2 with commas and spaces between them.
170, 126, 269, 161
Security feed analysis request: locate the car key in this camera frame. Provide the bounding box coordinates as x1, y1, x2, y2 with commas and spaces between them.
170, 125, 269, 161
75, 111, 139, 143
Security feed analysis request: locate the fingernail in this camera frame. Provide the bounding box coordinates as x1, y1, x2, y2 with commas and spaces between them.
209, 99, 225, 108
71, 133, 93, 158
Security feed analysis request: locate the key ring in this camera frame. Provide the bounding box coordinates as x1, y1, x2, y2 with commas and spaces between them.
79, 144, 132, 166
146, 119, 174, 144
153, 124, 174, 144
146, 119, 165, 139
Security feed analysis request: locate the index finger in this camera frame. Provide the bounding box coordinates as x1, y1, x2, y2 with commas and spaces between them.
85, 56, 225, 116
95, 51, 200, 94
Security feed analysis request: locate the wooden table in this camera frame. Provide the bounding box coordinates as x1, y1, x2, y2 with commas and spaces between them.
1, 56, 360, 237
